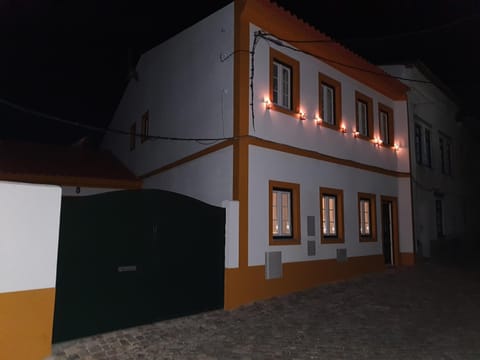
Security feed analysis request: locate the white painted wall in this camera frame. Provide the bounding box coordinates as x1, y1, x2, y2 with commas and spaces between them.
248, 146, 412, 266
223, 200, 239, 269
143, 145, 233, 207
249, 25, 410, 174
102, 3, 235, 178
0, 181, 62, 293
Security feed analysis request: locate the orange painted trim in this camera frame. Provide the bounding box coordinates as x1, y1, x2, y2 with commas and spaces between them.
243, 0, 409, 100
140, 139, 234, 180
247, 136, 410, 178
0, 172, 142, 190
224, 254, 384, 310
0, 288, 56, 360
400, 252, 415, 266
234, 1, 251, 271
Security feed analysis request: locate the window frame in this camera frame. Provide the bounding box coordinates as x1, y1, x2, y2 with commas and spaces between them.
320, 187, 344, 244
269, 180, 301, 245
378, 103, 394, 146
269, 48, 300, 116
357, 192, 377, 242
438, 134, 453, 176
355, 91, 374, 140
141, 110, 149, 143
318, 72, 342, 130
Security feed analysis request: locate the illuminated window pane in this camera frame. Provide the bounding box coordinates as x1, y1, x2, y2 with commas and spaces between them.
360, 199, 371, 236
322, 194, 337, 236
272, 189, 292, 237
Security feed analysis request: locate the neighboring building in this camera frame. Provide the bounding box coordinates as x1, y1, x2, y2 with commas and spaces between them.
102, 0, 415, 310
380, 61, 470, 260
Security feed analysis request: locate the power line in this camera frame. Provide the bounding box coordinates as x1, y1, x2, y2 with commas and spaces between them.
256, 31, 432, 84
0, 97, 233, 143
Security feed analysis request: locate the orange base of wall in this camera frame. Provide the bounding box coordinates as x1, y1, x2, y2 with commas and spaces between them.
0, 288, 56, 360
400, 252, 415, 266
224, 254, 385, 310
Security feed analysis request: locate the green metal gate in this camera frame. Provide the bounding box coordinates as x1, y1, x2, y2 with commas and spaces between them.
53, 189, 225, 343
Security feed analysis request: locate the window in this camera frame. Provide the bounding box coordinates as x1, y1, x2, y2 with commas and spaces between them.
320, 187, 344, 244
424, 128, 432, 167
129, 122, 136, 151
318, 72, 342, 128
358, 193, 377, 242
270, 48, 299, 115
414, 124, 422, 164
378, 103, 394, 146
269, 180, 300, 245
439, 135, 452, 175
141, 110, 149, 143
414, 121, 432, 168
435, 199, 444, 237
355, 91, 373, 139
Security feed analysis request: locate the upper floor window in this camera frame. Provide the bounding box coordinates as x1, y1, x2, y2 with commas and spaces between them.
435, 198, 444, 237
414, 121, 432, 168
378, 103, 394, 146
358, 193, 377, 242
270, 48, 299, 115
424, 128, 432, 167
269, 180, 300, 245
355, 91, 373, 139
141, 110, 149, 143
318, 72, 342, 129
439, 135, 452, 175
320, 187, 344, 244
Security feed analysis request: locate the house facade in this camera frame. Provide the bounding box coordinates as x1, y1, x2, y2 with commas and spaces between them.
102, 0, 415, 310
380, 62, 472, 260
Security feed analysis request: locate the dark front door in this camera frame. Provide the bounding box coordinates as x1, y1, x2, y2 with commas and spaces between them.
382, 200, 393, 265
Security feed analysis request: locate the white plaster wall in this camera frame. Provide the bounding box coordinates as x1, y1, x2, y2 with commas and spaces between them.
143, 145, 233, 207
102, 3, 235, 177
0, 181, 62, 293
248, 146, 413, 266
223, 200, 239, 269
398, 177, 414, 253
249, 25, 410, 174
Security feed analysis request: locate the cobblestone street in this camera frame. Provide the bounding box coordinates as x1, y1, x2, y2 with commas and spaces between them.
49, 262, 480, 360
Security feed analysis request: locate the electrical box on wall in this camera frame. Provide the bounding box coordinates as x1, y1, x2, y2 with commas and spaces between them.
265, 251, 282, 280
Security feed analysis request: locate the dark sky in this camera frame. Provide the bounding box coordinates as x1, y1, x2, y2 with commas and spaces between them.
1, 0, 478, 146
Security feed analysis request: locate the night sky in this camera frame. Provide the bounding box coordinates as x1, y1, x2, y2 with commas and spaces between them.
1, 0, 478, 146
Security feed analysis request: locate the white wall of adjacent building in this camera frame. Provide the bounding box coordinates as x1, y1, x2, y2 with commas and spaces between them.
102, 3, 235, 177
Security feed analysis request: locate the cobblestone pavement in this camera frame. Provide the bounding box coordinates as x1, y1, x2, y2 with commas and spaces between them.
49, 262, 480, 360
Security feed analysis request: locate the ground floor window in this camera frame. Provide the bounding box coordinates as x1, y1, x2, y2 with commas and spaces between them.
320, 187, 344, 244
269, 180, 300, 245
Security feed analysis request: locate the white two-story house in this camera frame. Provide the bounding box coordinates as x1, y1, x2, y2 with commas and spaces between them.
102, 0, 415, 310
